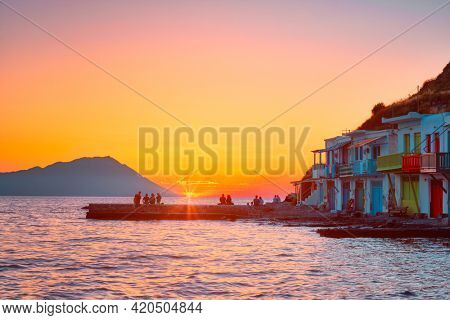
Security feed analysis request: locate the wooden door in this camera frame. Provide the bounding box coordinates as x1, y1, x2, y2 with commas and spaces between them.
401, 176, 419, 214
430, 179, 443, 218
355, 181, 364, 212
371, 181, 383, 215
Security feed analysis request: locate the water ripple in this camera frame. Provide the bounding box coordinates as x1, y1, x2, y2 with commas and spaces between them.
0, 196, 449, 299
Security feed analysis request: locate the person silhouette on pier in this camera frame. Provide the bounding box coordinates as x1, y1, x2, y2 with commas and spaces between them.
149, 193, 156, 205
252, 195, 260, 206
156, 193, 162, 205
219, 194, 226, 205
134, 191, 142, 208
226, 195, 234, 205
273, 195, 281, 203
143, 193, 150, 205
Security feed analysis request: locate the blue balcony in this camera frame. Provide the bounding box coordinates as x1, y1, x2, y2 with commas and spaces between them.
312, 164, 326, 178
353, 159, 377, 176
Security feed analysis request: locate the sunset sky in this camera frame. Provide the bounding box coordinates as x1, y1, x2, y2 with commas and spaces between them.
1, 0, 449, 196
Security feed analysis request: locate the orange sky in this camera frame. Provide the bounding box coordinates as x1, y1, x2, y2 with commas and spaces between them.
1, 0, 449, 196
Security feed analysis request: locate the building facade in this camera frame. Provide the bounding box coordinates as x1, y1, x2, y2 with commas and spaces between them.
378, 112, 450, 218
293, 112, 449, 218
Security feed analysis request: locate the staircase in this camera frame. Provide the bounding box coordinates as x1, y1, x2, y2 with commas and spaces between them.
303, 187, 322, 206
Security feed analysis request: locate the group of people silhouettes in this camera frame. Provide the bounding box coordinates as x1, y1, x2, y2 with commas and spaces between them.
133, 192, 285, 208
272, 195, 281, 203
218, 194, 234, 205
133, 191, 162, 208
251, 195, 265, 206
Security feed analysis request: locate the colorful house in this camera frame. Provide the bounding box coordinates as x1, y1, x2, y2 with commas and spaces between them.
295, 129, 396, 215
336, 129, 397, 215
294, 111, 449, 218
378, 112, 449, 218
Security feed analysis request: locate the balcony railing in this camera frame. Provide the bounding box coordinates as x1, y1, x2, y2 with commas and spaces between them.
376, 153, 403, 172
437, 152, 450, 171
325, 164, 337, 178
312, 164, 326, 179
353, 159, 377, 176
338, 163, 353, 177
416, 153, 450, 173
402, 154, 421, 173
403, 153, 450, 173
420, 153, 436, 173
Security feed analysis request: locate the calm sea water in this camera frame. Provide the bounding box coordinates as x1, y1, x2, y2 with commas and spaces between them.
0, 196, 448, 300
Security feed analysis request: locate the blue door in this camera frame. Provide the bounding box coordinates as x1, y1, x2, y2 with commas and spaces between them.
371, 181, 383, 215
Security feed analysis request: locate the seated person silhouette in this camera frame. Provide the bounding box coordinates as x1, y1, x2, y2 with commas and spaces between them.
219, 194, 226, 205
156, 193, 162, 205
142, 193, 149, 205
149, 193, 156, 205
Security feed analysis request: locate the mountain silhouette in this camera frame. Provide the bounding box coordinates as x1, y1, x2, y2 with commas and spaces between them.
0, 156, 177, 196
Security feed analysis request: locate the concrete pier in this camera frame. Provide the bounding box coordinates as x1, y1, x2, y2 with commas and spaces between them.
85, 203, 266, 220
317, 227, 450, 238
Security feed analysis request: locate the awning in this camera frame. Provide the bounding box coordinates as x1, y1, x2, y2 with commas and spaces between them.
326, 140, 350, 151
350, 136, 384, 149
312, 140, 350, 153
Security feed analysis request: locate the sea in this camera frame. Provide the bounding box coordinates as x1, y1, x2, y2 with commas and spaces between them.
0, 196, 448, 299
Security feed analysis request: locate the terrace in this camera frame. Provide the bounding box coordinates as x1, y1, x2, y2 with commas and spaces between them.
353, 159, 377, 176
437, 152, 450, 171
420, 152, 450, 173
377, 152, 450, 173
312, 163, 326, 179
376, 153, 403, 172
402, 154, 421, 173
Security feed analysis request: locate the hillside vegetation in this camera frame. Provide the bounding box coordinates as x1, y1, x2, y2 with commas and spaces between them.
358, 61, 450, 130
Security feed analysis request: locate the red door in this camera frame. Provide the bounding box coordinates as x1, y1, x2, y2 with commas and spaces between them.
430, 180, 443, 218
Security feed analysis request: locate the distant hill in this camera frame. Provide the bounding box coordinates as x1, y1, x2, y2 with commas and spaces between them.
0, 156, 177, 196
358, 61, 450, 130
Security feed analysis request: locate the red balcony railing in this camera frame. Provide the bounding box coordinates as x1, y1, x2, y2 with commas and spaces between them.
402, 154, 421, 173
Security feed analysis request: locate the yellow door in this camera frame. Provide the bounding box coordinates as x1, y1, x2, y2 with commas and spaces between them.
401, 176, 419, 214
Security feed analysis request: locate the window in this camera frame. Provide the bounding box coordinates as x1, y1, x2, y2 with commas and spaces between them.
372, 145, 381, 159
404, 134, 410, 154
448, 131, 450, 153
413, 132, 421, 154
434, 133, 440, 153
426, 134, 431, 153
